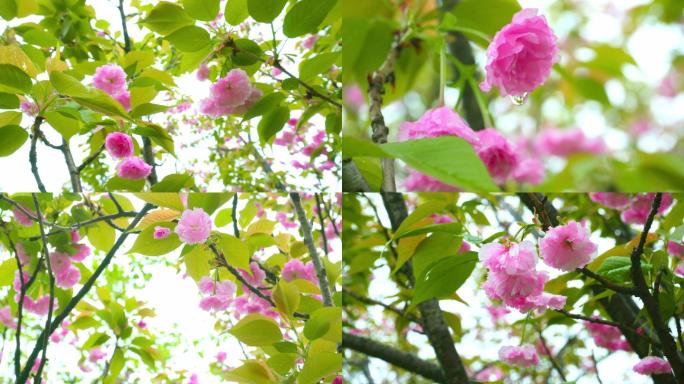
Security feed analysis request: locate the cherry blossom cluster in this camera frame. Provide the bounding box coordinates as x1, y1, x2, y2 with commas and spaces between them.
105, 132, 152, 180
50, 231, 91, 288
590, 192, 673, 224
274, 119, 336, 173
93, 64, 131, 111
199, 69, 262, 117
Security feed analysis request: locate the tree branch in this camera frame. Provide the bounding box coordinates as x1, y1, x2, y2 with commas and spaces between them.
342, 332, 446, 383
629, 193, 684, 381
77, 145, 105, 173
29, 116, 47, 192
342, 160, 371, 192
290, 192, 334, 306
314, 193, 329, 256
578, 267, 637, 295
18, 204, 154, 383
59, 139, 83, 192
231, 193, 240, 238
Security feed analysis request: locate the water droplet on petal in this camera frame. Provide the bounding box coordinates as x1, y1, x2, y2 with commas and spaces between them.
510, 93, 528, 106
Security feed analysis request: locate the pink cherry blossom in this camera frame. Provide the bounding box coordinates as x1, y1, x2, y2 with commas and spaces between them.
485, 304, 509, 324
585, 318, 631, 351
153, 226, 172, 239
50, 252, 72, 274
331, 376, 343, 384
589, 192, 631, 209
534, 127, 606, 157
210, 69, 252, 107
459, 241, 471, 254
276, 211, 298, 229
398, 106, 478, 145
24, 295, 56, 316
480, 8, 558, 97
281, 259, 317, 283
343, 84, 365, 113
513, 156, 545, 185
114, 90, 131, 111
55, 266, 81, 288
658, 71, 678, 98
93, 64, 127, 95
20, 100, 39, 116
633, 356, 672, 375
117, 157, 152, 180
302, 35, 319, 50
196, 63, 209, 81
88, 348, 107, 363
474, 366, 504, 381
105, 132, 134, 158
175, 208, 212, 245
479, 241, 536, 276
13, 207, 34, 226
668, 241, 684, 259
475, 128, 519, 184
540, 220, 597, 271
404, 170, 460, 192
188, 373, 199, 384
622, 193, 673, 225
498, 345, 539, 367
71, 231, 81, 243
432, 214, 453, 224
0, 306, 17, 329
238, 262, 266, 287
16, 243, 30, 266
71, 244, 91, 262
216, 351, 227, 363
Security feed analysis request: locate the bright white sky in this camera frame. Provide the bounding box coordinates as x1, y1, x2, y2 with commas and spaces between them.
0, 194, 341, 382
357, 193, 658, 384
0, 0, 340, 192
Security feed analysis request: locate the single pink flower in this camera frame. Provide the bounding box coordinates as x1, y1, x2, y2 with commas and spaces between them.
633, 356, 672, 375
93, 64, 127, 96
153, 226, 172, 239
589, 192, 631, 209
479, 241, 537, 276
480, 8, 558, 97
117, 157, 152, 180
188, 373, 199, 384
88, 348, 107, 363
238, 262, 266, 287
114, 90, 131, 111
302, 35, 319, 50
55, 265, 81, 288
475, 128, 519, 184
331, 376, 343, 384
668, 241, 684, 259
398, 106, 478, 145
16, 243, 30, 267
71, 231, 81, 243
216, 351, 227, 363
105, 132, 134, 158
175, 208, 212, 244
20, 100, 39, 116
485, 304, 509, 324
196, 63, 210, 81
281, 259, 317, 283
498, 345, 539, 367
0, 306, 17, 329
535, 127, 606, 157
540, 220, 597, 271
210, 69, 252, 108
276, 211, 298, 229
71, 244, 91, 262
343, 84, 365, 112
50, 252, 72, 274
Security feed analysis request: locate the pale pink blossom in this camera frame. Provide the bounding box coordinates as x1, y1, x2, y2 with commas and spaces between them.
55, 266, 81, 288
238, 262, 266, 287
175, 208, 212, 245
668, 241, 684, 259
513, 156, 545, 185
21, 100, 39, 116
188, 373, 199, 384
24, 295, 56, 316
404, 170, 460, 192
153, 226, 172, 239
71, 231, 81, 243
13, 207, 34, 226
589, 192, 631, 209
0, 306, 17, 329
474, 366, 504, 382
16, 243, 30, 266
540, 220, 597, 271
475, 128, 519, 184
480, 8, 557, 97
633, 356, 672, 375
114, 90, 131, 111
50, 252, 72, 274
302, 35, 318, 50
71, 244, 91, 262
196, 63, 210, 81
216, 351, 227, 363
93, 64, 127, 95
586, 318, 631, 351
499, 345, 539, 367
117, 157, 152, 180
398, 106, 478, 145
622, 193, 673, 225
432, 214, 453, 224
276, 211, 298, 229
479, 241, 536, 276
535, 128, 606, 157
658, 71, 678, 98
343, 84, 365, 112
281, 259, 317, 283
485, 304, 509, 324
88, 348, 107, 363
105, 132, 134, 158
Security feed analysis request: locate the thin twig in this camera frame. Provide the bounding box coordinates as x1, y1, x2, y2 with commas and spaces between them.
77, 145, 105, 173
290, 193, 334, 306
591, 351, 604, 384
578, 267, 637, 295
231, 193, 240, 238
535, 326, 567, 381
554, 309, 659, 346
29, 117, 47, 192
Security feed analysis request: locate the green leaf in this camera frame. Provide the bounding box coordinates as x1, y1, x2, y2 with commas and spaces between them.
0, 63, 32, 93
151, 173, 194, 192
0, 111, 21, 126
411, 233, 463, 278
232, 38, 262, 66
184, 245, 213, 280
299, 52, 339, 82
182, 0, 219, 21
225, 0, 248, 25
104, 348, 125, 384
130, 103, 170, 118
135, 193, 185, 211
0, 93, 19, 109
0, 125, 27, 157
228, 314, 283, 346
87, 220, 115, 251
283, 0, 337, 38
267, 353, 296, 376
342, 18, 394, 82
49, 72, 129, 118
298, 352, 342, 384
217, 233, 250, 271
272, 279, 300, 317
0, 45, 40, 77
394, 200, 447, 239
165, 26, 211, 52
394, 223, 461, 241
247, 0, 287, 23
43, 110, 81, 141
448, 0, 521, 47
303, 307, 341, 342
187, 193, 232, 214
224, 361, 276, 384
133, 123, 175, 155
130, 222, 181, 256
244, 92, 285, 119
410, 252, 478, 309
142, 2, 194, 35
0, 0, 17, 20
344, 136, 498, 191
596, 256, 651, 281
258, 106, 289, 145
21, 29, 58, 48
